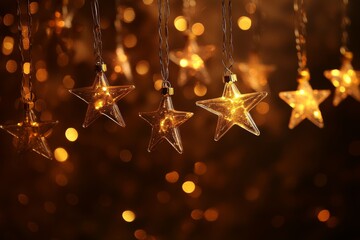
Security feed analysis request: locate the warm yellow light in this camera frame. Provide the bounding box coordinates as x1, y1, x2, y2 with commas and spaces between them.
238, 16, 252, 30
192, 23, 205, 36
330, 69, 340, 77
122, 210, 136, 222
182, 181, 196, 194
114, 65, 122, 73
194, 83, 207, 97
180, 58, 189, 67
317, 209, 330, 222
136, 61, 149, 75
54, 148, 68, 162
65, 128, 78, 142
165, 171, 179, 183
204, 208, 219, 221
94, 99, 105, 110
23, 62, 31, 74
154, 79, 163, 91
143, 0, 153, 5
174, 16, 187, 32
2, 36, 14, 55
123, 8, 136, 23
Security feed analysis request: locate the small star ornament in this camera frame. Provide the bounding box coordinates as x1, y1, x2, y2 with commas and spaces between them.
139, 88, 193, 153
69, 63, 135, 128
279, 70, 330, 129
324, 51, 360, 106
0, 103, 58, 159
237, 52, 275, 92
170, 33, 215, 86
196, 74, 267, 141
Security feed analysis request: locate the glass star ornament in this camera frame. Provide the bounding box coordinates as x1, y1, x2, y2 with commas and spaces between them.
237, 52, 275, 92
69, 64, 135, 128
139, 88, 193, 154
279, 70, 330, 129
196, 74, 267, 141
169, 33, 215, 86
0, 103, 58, 159
324, 51, 360, 106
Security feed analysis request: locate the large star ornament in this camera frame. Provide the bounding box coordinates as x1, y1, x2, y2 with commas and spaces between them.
237, 52, 275, 92
170, 33, 215, 86
324, 51, 360, 106
0, 106, 58, 159
139, 93, 193, 154
279, 70, 330, 129
69, 69, 135, 128
196, 74, 267, 141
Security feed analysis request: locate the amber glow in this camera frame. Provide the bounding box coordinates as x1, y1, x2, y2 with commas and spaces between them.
54, 147, 69, 162
123, 8, 136, 23
317, 209, 330, 222
204, 208, 219, 221
182, 181, 196, 194
174, 16, 187, 32
2, 36, 14, 55
238, 16, 252, 30
192, 23, 205, 36
65, 128, 78, 142
165, 171, 179, 183
122, 210, 136, 222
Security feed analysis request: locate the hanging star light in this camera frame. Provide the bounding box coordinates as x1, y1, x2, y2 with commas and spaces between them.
237, 52, 275, 92
196, 0, 267, 141
0, 103, 58, 159
139, 88, 193, 153
139, 0, 193, 153
279, 70, 330, 129
113, 1, 133, 81
0, 0, 58, 159
169, 0, 215, 86
323, 0, 360, 107
279, 0, 330, 129
69, 64, 135, 128
324, 52, 360, 106
69, 0, 135, 128
196, 74, 267, 140
170, 33, 215, 86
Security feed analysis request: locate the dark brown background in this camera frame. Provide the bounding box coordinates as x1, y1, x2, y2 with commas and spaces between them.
0, 0, 360, 239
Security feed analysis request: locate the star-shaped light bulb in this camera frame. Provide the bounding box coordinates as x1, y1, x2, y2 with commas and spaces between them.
279, 69, 330, 129
170, 33, 215, 86
69, 63, 135, 128
196, 74, 267, 141
0, 102, 58, 159
324, 51, 360, 106
237, 52, 275, 92
139, 88, 193, 153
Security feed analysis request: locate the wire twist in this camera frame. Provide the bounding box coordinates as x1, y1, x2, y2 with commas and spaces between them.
340, 0, 350, 54
91, 0, 103, 64
294, 0, 307, 73
158, 0, 171, 87
221, 0, 234, 75
17, 0, 34, 103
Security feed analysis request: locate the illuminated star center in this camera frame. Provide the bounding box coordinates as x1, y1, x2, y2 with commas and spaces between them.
93, 86, 114, 110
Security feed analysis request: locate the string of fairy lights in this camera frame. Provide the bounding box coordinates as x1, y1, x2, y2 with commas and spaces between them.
2, 0, 360, 158
0, 0, 359, 236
